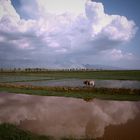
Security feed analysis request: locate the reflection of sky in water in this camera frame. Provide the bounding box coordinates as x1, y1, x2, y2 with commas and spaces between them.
17, 79, 140, 89
0, 93, 139, 139
95, 80, 140, 89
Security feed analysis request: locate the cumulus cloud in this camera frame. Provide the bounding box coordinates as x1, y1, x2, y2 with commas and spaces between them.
99, 49, 134, 61
0, 93, 139, 139
0, 0, 137, 68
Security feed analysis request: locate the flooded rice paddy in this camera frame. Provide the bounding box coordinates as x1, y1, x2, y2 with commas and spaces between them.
0, 93, 140, 140
17, 79, 140, 89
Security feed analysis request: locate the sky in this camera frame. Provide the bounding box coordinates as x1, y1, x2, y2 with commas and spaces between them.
0, 0, 140, 69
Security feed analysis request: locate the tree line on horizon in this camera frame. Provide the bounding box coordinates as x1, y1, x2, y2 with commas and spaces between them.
0, 67, 98, 72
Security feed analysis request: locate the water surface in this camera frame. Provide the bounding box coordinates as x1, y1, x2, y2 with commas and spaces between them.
17, 79, 140, 89
0, 93, 140, 139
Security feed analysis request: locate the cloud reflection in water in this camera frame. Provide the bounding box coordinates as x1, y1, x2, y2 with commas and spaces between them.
0, 93, 139, 139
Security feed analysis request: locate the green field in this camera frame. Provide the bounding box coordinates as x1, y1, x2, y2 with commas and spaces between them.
0, 71, 140, 140
0, 70, 140, 83
0, 83, 140, 101
0, 70, 140, 101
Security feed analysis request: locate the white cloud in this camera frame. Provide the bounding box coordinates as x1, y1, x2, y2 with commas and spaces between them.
0, 0, 20, 21
100, 49, 134, 61
0, 0, 138, 68
37, 0, 87, 15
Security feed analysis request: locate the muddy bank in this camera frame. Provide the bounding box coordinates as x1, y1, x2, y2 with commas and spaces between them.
0, 83, 140, 94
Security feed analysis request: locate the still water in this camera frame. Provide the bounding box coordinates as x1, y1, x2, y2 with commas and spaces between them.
17, 79, 140, 89
0, 93, 140, 140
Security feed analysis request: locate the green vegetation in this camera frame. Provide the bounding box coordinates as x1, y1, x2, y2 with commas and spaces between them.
0, 83, 140, 101
0, 70, 140, 139
0, 70, 140, 100
0, 70, 140, 82
0, 123, 52, 140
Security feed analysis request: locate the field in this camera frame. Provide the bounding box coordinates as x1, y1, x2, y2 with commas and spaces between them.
0, 70, 140, 140
0, 70, 140, 101
0, 70, 140, 82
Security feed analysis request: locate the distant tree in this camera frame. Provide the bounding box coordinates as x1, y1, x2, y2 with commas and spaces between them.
18, 68, 21, 71
0, 68, 3, 72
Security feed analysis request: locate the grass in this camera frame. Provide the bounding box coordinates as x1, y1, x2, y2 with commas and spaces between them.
0, 70, 140, 101
0, 123, 52, 140
0, 70, 140, 82
0, 71, 140, 139
0, 83, 140, 101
